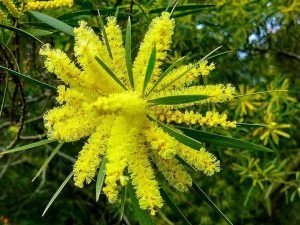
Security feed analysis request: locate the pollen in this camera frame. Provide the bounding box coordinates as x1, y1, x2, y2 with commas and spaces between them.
41, 12, 236, 215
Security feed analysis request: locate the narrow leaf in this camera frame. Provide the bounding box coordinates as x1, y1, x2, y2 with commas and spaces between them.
143, 45, 156, 96
96, 157, 107, 202
178, 127, 273, 152
192, 181, 233, 225
127, 183, 154, 225
32, 143, 64, 182
0, 65, 56, 91
42, 172, 74, 216
150, 4, 215, 14
0, 74, 8, 118
119, 185, 127, 222
125, 17, 134, 89
97, 12, 113, 59
94, 56, 128, 90
57, 7, 127, 20
237, 122, 268, 127
0, 24, 44, 44
160, 189, 192, 225
148, 95, 209, 105
148, 116, 202, 150
160, 46, 222, 91
30, 11, 74, 36
243, 185, 254, 207
25, 28, 53, 37
146, 56, 186, 96
0, 139, 56, 155
173, 9, 212, 18
206, 50, 232, 60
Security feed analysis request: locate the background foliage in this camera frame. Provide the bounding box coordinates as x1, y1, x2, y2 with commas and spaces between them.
0, 0, 299, 224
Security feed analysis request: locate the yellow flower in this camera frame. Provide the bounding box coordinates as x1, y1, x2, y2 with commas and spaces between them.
253, 112, 291, 145
230, 84, 262, 117
41, 12, 235, 214
1, 0, 21, 18
0, 9, 8, 23
25, 0, 74, 10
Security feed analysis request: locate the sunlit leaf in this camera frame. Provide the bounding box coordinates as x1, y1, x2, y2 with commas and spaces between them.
119, 185, 127, 222
125, 17, 134, 89
143, 45, 156, 96
94, 56, 128, 90
97, 12, 113, 59
96, 157, 107, 202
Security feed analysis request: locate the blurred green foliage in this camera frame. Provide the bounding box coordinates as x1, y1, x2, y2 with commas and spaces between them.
0, 0, 299, 224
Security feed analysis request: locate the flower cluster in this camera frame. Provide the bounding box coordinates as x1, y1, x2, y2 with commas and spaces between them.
25, 0, 74, 11
40, 12, 236, 215
0, 0, 74, 18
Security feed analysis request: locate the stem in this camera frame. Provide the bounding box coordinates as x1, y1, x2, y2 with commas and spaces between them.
234, 90, 288, 98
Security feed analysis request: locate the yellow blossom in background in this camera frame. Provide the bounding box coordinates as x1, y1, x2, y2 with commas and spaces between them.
1, 0, 21, 18
0, 0, 74, 18
0, 9, 7, 23
40, 12, 236, 214
253, 112, 291, 145
265, 78, 296, 113
25, 0, 73, 10
230, 84, 262, 117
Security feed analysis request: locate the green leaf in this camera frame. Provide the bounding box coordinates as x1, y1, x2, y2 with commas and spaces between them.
96, 157, 107, 202
32, 143, 64, 182
0, 65, 56, 91
178, 127, 273, 152
25, 28, 53, 37
143, 45, 156, 96
148, 95, 209, 105
206, 50, 232, 60
94, 56, 128, 90
42, 172, 74, 216
160, 189, 192, 225
243, 185, 254, 207
0, 74, 8, 119
146, 56, 186, 96
173, 9, 213, 18
192, 181, 233, 225
160, 46, 222, 91
150, 4, 215, 14
97, 12, 113, 59
148, 116, 202, 150
0, 24, 44, 44
119, 185, 127, 222
30, 11, 74, 36
56, 7, 127, 20
125, 17, 134, 89
237, 122, 268, 127
0, 139, 56, 155
127, 183, 154, 225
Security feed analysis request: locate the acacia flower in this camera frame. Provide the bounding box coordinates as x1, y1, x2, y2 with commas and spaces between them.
0, 0, 74, 19
25, 0, 74, 11
40, 12, 236, 215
